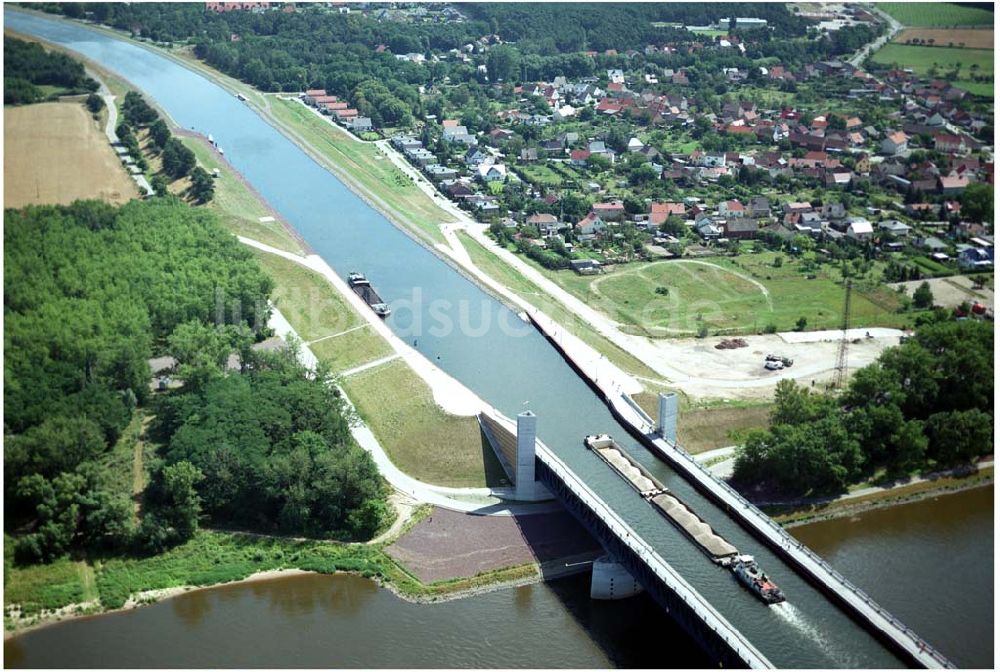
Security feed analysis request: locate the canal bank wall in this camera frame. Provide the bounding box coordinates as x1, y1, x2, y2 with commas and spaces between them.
525, 312, 954, 669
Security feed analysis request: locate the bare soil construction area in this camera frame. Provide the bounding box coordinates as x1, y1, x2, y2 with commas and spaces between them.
894, 28, 994, 50
4, 101, 137, 208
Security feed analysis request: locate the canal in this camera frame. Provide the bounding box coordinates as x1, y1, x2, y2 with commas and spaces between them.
4, 8, 991, 668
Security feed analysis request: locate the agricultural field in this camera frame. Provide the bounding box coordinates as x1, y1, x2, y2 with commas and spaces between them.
4, 101, 137, 208
870, 43, 993, 95
879, 2, 995, 27
894, 28, 994, 50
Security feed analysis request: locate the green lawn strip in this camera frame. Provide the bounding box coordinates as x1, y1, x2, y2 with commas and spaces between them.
180, 137, 305, 255
251, 250, 363, 342
954, 80, 994, 97
91, 411, 146, 498
268, 98, 451, 245
312, 328, 393, 374
340, 359, 505, 488
456, 232, 665, 382
879, 2, 995, 27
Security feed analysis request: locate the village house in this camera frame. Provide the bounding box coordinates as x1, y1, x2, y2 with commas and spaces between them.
575, 212, 607, 240
526, 213, 563, 237
649, 201, 685, 226
477, 163, 507, 183
880, 131, 908, 156
846, 219, 874, 241
592, 200, 626, 221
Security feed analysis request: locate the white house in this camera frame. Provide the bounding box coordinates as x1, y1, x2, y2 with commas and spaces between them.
880, 131, 908, 156
847, 218, 874, 241
553, 105, 577, 121
477, 163, 507, 183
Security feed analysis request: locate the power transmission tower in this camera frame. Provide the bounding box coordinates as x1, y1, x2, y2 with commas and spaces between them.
835, 280, 852, 388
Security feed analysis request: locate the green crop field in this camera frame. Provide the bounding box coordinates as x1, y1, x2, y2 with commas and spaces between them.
870, 43, 993, 95
880, 3, 994, 27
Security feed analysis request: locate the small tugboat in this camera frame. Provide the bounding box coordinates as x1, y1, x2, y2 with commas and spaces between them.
347, 272, 391, 317
731, 554, 786, 604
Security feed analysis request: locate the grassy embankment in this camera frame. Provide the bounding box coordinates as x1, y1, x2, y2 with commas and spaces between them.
341, 359, 507, 488
182, 138, 306, 254
870, 43, 994, 97
266, 96, 454, 246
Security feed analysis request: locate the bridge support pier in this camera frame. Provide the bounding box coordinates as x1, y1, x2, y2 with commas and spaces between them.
590, 555, 644, 600
657, 392, 678, 443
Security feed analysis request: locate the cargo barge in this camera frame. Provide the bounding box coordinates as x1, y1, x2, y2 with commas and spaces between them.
584, 434, 784, 604
347, 272, 391, 317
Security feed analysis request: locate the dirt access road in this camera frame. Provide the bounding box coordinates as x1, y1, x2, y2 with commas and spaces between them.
4, 101, 138, 208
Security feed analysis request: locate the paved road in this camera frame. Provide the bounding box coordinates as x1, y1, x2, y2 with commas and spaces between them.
849, 5, 902, 68
89, 67, 154, 196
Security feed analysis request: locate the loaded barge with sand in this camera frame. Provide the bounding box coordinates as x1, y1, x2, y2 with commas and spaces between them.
347, 272, 391, 317
584, 434, 785, 604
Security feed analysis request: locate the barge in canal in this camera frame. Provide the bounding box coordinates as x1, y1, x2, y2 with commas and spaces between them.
347, 272, 391, 317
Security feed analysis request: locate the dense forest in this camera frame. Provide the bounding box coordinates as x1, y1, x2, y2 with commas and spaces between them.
733, 319, 994, 496
4, 36, 98, 104
33, 2, 873, 128
5, 200, 386, 565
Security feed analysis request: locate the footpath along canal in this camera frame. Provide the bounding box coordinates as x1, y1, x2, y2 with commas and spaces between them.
4, 9, 989, 669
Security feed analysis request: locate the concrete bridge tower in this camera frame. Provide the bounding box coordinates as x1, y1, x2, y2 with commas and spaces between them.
515, 410, 539, 501
657, 392, 678, 443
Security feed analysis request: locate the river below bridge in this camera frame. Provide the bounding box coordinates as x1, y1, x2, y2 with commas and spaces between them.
6, 487, 991, 668
4, 8, 992, 669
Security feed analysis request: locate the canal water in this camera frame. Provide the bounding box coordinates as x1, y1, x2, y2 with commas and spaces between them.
4, 9, 991, 668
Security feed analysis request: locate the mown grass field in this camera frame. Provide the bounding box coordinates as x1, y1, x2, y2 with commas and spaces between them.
536, 252, 914, 336
4, 102, 137, 208
250, 250, 393, 374
340, 359, 506, 488
871, 43, 994, 95
879, 2, 995, 27
269, 97, 452, 245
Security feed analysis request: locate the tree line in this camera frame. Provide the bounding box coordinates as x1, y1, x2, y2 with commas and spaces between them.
733, 319, 993, 496
117, 91, 215, 203
36, 2, 861, 131
4, 36, 98, 105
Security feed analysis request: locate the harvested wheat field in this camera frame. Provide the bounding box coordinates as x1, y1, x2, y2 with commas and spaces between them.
4, 101, 137, 208
895, 28, 994, 51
